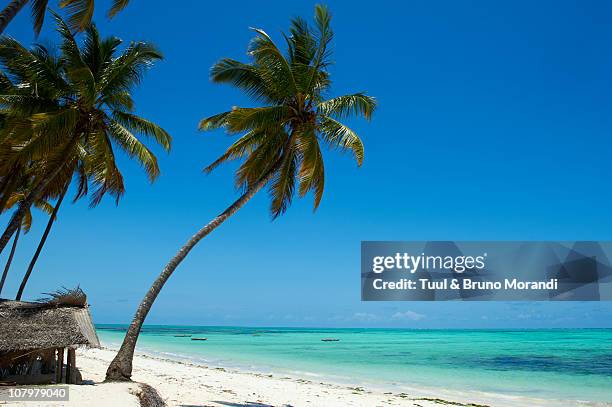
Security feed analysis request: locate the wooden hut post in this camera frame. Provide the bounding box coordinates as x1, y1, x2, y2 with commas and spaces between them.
56, 348, 64, 383
65, 351, 71, 384
66, 348, 75, 383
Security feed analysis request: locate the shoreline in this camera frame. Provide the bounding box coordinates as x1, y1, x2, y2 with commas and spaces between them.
67, 347, 604, 407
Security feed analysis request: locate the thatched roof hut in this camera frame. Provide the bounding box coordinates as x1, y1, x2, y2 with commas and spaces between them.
0, 290, 100, 384
0, 300, 100, 352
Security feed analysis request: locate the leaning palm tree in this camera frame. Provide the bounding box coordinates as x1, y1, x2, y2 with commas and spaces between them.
0, 186, 53, 296
106, 4, 376, 381
0, 12, 171, 256
0, 0, 130, 35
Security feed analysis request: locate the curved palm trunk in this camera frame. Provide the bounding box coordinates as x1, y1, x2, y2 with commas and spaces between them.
15, 185, 68, 301
105, 167, 278, 381
0, 0, 29, 34
0, 225, 20, 297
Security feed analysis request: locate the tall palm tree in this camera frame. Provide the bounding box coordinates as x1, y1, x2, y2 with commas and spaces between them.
0, 12, 171, 256
0, 186, 53, 296
105, 4, 376, 381
0, 0, 131, 35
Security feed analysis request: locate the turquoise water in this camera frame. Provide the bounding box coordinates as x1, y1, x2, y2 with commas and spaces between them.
97, 326, 612, 403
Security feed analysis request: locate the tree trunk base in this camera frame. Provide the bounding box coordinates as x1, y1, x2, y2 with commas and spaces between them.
105, 359, 132, 382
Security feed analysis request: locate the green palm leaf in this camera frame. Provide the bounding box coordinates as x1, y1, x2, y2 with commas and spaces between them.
318, 93, 376, 120
319, 116, 364, 166
108, 0, 130, 18
31, 0, 51, 35
106, 121, 160, 181
268, 144, 298, 218
113, 111, 172, 151
248, 28, 297, 96
296, 129, 324, 209
203, 130, 267, 174
211, 59, 281, 103
58, 0, 95, 33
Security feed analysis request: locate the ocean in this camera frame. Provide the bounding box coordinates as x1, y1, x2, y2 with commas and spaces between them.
97, 326, 612, 404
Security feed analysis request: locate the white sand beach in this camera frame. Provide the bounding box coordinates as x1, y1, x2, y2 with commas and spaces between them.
75, 348, 460, 407
2, 347, 606, 407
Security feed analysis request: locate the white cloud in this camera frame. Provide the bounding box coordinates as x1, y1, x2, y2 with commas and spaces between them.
391, 311, 425, 321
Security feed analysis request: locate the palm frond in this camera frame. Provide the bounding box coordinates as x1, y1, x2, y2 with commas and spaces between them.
234, 132, 285, 190
318, 93, 376, 120
4, 192, 24, 210
304, 4, 333, 92
22, 208, 33, 232
59, 0, 95, 33
33, 199, 54, 215
31, 0, 51, 35
0, 35, 68, 94
296, 129, 324, 209
203, 130, 267, 173
319, 116, 364, 166
113, 111, 171, 151
198, 110, 231, 131
286, 16, 316, 65
99, 41, 162, 96
86, 129, 125, 206
211, 58, 281, 103
106, 121, 160, 181
51, 10, 88, 72
13, 109, 79, 163
108, 0, 130, 18
268, 144, 298, 218
224, 106, 291, 134
248, 28, 297, 95
101, 91, 134, 112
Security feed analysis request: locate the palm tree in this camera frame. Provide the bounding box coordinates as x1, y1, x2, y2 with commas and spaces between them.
0, 12, 171, 256
105, 4, 376, 381
0, 0, 131, 35
0, 186, 53, 296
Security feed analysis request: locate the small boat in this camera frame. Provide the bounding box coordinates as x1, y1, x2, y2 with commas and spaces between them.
174, 334, 192, 337
321, 338, 340, 342
191, 337, 208, 341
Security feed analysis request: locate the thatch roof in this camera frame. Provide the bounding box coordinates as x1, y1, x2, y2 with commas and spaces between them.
0, 299, 100, 352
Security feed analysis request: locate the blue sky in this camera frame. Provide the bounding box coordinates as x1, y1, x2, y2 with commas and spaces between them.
1, 0, 611, 328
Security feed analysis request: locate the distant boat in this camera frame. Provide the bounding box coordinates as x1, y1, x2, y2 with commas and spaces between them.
174, 334, 192, 337
191, 337, 208, 341
321, 338, 340, 342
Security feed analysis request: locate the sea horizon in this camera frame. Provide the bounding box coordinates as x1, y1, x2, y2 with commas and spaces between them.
97, 323, 612, 330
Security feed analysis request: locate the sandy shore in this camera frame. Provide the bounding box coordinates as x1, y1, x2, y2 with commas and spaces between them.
76, 348, 470, 407
1, 347, 606, 407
